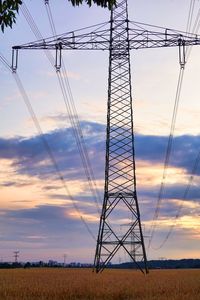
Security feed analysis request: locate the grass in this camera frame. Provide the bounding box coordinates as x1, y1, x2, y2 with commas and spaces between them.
0, 268, 200, 299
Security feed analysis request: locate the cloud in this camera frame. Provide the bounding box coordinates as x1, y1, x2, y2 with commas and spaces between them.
135, 134, 200, 174
0, 180, 34, 188
1, 120, 200, 223
0, 181, 17, 187
0, 203, 98, 261
1, 121, 200, 180
0, 121, 106, 181
0, 204, 98, 246
138, 183, 200, 202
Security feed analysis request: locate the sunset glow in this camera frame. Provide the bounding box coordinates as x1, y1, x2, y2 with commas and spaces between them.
0, 0, 200, 263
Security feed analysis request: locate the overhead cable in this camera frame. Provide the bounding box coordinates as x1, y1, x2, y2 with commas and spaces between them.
153, 1, 200, 250
44, 0, 102, 212
148, 0, 199, 250
148, 67, 185, 250
20, 2, 101, 214
0, 52, 96, 242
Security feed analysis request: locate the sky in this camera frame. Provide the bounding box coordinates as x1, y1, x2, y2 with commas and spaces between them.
0, 0, 200, 264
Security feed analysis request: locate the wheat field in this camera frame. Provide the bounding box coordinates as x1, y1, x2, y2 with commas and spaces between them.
0, 268, 200, 300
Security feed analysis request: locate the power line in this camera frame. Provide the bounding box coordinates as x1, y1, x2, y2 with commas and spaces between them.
43, 0, 102, 213
148, 67, 185, 249
153, 147, 200, 250
148, 0, 200, 250
152, 0, 200, 250
186, 6, 200, 59
0, 52, 96, 242
14, 71, 96, 240
42, 0, 101, 190
186, 0, 196, 36
21, 1, 101, 214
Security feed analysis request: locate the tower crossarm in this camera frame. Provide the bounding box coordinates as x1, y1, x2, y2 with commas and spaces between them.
128, 27, 200, 50
12, 24, 111, 51
13, 24, 200, 51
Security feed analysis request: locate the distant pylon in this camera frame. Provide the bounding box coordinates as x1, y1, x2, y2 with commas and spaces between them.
94, 0, 148, 273
13, 251, 19, 263
63, 253, 67, 266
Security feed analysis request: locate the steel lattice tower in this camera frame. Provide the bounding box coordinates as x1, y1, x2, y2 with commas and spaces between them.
94, 0, 148, 273
12, 0, 200, 274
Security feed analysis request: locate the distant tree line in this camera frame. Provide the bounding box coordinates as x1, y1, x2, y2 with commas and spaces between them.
0, 259, 200, 269
0, 261, 93, 269
115, 259, 200, 270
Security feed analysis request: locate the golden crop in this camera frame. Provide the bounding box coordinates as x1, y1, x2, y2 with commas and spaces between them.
0, 268, 199, 299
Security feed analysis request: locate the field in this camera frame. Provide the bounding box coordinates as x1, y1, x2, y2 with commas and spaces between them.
0, 268, 200, 300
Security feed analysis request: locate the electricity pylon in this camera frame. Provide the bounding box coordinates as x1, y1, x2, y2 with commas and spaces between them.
13, 251, 19, 263
94, 0, 148, 273
12, 0, 200, 273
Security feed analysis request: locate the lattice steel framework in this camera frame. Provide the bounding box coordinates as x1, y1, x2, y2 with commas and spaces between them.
94, 0, 148, 273
12, 0, 200, 274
